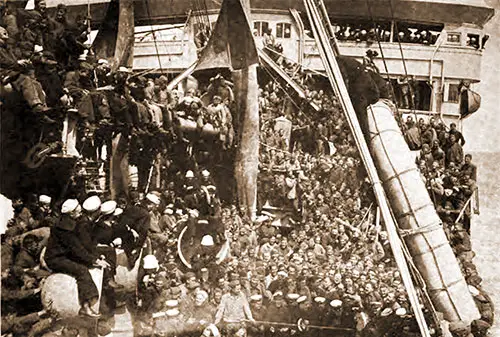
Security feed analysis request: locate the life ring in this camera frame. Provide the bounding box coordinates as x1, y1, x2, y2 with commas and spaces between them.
24, 142, 50, 169
177, 223, 230, 269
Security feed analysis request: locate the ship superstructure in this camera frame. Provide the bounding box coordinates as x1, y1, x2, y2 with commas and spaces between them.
48, 0, 494, 121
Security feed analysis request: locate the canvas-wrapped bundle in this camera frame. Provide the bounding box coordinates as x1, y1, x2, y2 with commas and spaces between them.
365, 100, 480, 324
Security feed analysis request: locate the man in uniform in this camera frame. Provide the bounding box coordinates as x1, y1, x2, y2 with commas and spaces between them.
44, 199, 109, 317
32, 194, 56, 229
120, 194, 153, 268
0, 27, 55, 122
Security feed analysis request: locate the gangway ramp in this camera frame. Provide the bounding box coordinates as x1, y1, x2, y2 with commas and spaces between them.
258, 48, 320, 112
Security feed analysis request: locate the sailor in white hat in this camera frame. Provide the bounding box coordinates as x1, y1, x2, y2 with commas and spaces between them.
37, 194, 53, 222
183, 170, 199, 197
82, 195, 102, 222
201, 234, 214, 247
45, 198, 109, 318
39, 194, 51, 205
145, 193, 161, 207
61, 199, 81, 217
94, 200, 124, 289
101, 200, 117, 216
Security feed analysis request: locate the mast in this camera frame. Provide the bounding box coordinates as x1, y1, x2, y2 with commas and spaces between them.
303, 0, 432, 336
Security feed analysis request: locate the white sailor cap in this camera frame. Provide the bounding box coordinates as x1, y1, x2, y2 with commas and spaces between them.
250, 294, 263, 302
61, 199, 79, 214
330, 300, 343, 308
39, 195, 51, 204
195, 290, 209, 304
83, 195, 101, 212
165, 308, 180, 317
143, 254, 159, 270
381, 308, 393, 317
287, 293, 300, 300
185, 170, 195, 178
146, 193, 161, 205
34, 45, 44, 53
97, 59, 109, 65
117, 66, 131, 73
273, 291, 284, 298
101, 200, 117, 215
296, 295, 307, 304
395, 307, 407, 316
165, 299, 179, 308
114, 208, 123, 216
314, 297, 326, 304
201, 235, 214, 247
201, 169, 210, 177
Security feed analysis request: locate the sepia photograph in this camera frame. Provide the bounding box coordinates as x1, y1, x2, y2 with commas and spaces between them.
0, 0, 499, 336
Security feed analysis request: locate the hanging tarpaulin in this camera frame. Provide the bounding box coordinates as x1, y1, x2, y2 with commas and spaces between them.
194, 0, 259, 71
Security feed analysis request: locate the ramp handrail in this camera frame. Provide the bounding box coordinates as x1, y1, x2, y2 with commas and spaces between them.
258, 48, 320, 112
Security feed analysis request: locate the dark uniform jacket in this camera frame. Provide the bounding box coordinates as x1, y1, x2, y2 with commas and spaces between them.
44, 215, 98, 266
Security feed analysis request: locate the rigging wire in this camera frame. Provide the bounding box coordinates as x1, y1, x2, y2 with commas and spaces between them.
363, 0, 405, 128
143, 0, 164, 73
387, 0, 419, 125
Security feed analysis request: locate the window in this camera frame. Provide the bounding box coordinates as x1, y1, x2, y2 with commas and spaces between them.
467, 33, 480, 49
447, 33, 461, 44
447, 84, 460, 103
276, 23, 292, 39
253, 21, 269, 37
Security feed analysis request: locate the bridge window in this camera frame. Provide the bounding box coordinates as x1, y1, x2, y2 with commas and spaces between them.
467, 33, 480, 49
254, 21, 269, 36
276, 23, 292, 39
447, 33, 461, 44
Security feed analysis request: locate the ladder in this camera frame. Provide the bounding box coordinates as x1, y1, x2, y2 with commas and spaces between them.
303, 1, 432, 336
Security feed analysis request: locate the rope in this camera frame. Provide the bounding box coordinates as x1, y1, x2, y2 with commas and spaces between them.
388, 0, 420, 127
399, 223, 442, 237
364, 0, 404, 127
